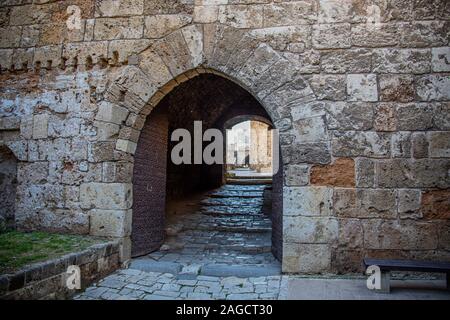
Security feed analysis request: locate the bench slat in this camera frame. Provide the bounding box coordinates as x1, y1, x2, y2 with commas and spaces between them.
363, 258, 450, 273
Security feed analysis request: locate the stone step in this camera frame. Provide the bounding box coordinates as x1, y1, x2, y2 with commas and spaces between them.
200, 198, 264, 207
219, 184, 268, 191
191, 224, 272, 233
227, 179, 273, 185
207, 191, 264, 198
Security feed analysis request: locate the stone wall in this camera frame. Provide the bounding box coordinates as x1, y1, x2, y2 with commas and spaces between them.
0, 0, 449, 274
0, 241, 120, 300
0, 145, 17, 230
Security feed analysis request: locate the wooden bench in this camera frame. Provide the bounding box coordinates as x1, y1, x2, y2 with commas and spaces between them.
363, 258, 450, 293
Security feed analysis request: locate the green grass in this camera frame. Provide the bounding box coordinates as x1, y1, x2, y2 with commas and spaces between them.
0, 231, 104, 274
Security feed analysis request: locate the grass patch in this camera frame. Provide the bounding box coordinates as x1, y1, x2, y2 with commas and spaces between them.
0, 231, 104, 274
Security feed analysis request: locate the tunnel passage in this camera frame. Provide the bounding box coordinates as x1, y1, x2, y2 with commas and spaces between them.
131, 73, 283, 264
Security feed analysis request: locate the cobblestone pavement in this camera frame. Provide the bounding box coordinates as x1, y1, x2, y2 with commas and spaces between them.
74, 268, 288, 300
75, 183, 284, 300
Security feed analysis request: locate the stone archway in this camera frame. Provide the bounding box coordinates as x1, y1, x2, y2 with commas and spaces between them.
95, 24, 328, 273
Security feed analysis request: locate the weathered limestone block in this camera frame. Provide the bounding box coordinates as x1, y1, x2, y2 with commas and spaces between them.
374, 103, 397, 132
355, 158, 375, 187
432, 103, 450, 130
238, 43, 281, 88
347, 74, 378, 102
80, 183, 132, 210
144, 14, 192, 38
11, 48, 34, 71
400, 21, 449, 48
398, 189, 422, 219
284, 216, 338, 244
193, 5, 219, 23
89, 209, 132, 237
32, 113, 49, 139
320, 49, 372, 73
309, 75, 346, 101
438, 222, 450, 251
139, 48, 173, 88
291, 101, 325, 120
332, 131, 390, 158
292, 116, 327, 143
379, 75, 415, 102
0, 27, 21, 48
396, 103, 433, 131
331, 248, 364, 274
284, 142, 331, 165
377, 159, 450, 188
218, 5, 263, 29
311, 158, 355, 187
181, 24, 204, 67
102, 161, 133, 183
33, 45, 61, 68
372, 0, 413, 22
17, 162, 48, 185
284, 186, 332, 217
284, 164, 309, 187
325, 102, 373, 131
107, 39, 152, 65
318, 0, 368, 23
115, 139, 137, 154
312, 23, 351, 49
95, 0, 144, 17
372, 48, 431, 74
337, 218, 364, 249
422, 190, 450, 220
21, 25, 40, 47
5, 140, 28, 161
416, 75, 450, 101
432, 47, 450, 72
10, 4, 52, 25
88, 141, 115, 162
144, 0, 194, 15
249, 26, 311, 53
391, 131, 412, 158
283, 243, 331, 274
264, 76, 315, 107
153, 30, 195, 78
282, 50, 321, 75
334, 188, 397, 219
429, 131, 450, 157
363, 220, 438, 250
39, 22, 84, 46
351, 24, 398, 47
95, 101, 129, 125
412, 132, 428, 159
263, 1, 318, 27
48, 116, 81, 138
94, 17, 144, 40
0, 48, 13, 70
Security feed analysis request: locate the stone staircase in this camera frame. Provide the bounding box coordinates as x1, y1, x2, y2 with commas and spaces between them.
129, 182, 280, 278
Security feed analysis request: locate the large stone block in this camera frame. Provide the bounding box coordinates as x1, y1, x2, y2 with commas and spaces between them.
80, 183, 132, 210
284, 164, 309, 187
429, 132, 450, 158
283, 243, 331, 274
372, 48, 431, 74
391, 131, 412, 158
284, 142, 331, 164
337, 218, 364, 249
432, 47, 450, 72
421, 190, 450, 220
95, 0, 144, 17
144, 14, 192, 38
95, 101, 129, 125
312, 23, 351, 49
283, 216, 338, 244
310, 158, 355, 187
332, 131, 390, 158
398, 189, 422, 219
94, 17, 144, 40
218, 5, 263, 29
355, 158, 375, 188
263, 1, 318, 27
351, 23, 398, 47
396, 103, 433, 131
89, 209, 132, 237
347, 74, 378, 102
325, 102, 373, 131
411, 132, 428, 159
400, 21, 448, 48
374, 103, 397, 132
433, 103, 450, 130
333, 188, 397, 219
32, 114, 49, 139
377, 159, 450, 188
379, 75, 415, 102
292, 116, 328, 143
363, 220, 438, 250
320, 49, 372, 74
284, 186, 332, 217
309, 74, 346, 101
416, 75, 450, 101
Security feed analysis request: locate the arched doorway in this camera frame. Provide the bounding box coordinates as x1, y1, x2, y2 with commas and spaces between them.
130, 73, 283, 269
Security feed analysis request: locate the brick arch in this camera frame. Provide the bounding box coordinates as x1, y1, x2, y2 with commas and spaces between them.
99, 24, 319, 264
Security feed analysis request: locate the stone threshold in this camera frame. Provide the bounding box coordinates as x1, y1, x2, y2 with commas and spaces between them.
0, 240, 121, 300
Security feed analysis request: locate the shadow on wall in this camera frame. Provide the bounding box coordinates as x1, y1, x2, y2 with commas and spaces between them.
0, 145, 17, 232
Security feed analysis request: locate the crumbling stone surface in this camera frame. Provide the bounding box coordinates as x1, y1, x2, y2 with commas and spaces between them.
0, 0, 449, 275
